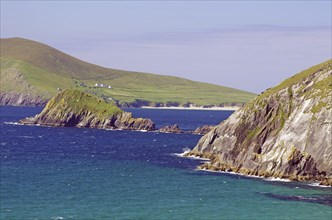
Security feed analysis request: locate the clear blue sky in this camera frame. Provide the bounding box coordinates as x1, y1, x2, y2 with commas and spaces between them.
1, 1, 331, 93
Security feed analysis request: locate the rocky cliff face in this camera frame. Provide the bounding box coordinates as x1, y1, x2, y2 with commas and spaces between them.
0, 67, 50, 106
0, 92, 48, 106
185, 60, 332, 185
19, 89, 155, 131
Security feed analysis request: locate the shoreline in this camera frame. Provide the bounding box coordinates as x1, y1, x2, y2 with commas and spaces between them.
178, 151, 331, 188
140, 106, 240, 111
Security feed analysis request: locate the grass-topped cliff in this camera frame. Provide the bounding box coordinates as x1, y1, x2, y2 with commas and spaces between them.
44, 89, 123, 119
186, 60, 332, 185
0, 37, 256, 107
19, 89, 155, 130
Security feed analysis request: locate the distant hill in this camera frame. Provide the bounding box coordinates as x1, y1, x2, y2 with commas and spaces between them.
0, 37, 256, 107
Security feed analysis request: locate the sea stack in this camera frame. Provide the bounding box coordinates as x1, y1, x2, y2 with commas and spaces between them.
19, 89, 155, 131
185, 60, 332, 186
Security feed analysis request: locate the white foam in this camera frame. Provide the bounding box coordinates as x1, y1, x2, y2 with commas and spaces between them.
198, 167, 332, 187
198, 168, 263, 179
51, 217, 64, 220
265, 177, 291, 182
172, 150, 210, 161
308, 182, 331, 188
4, 122, 21, 125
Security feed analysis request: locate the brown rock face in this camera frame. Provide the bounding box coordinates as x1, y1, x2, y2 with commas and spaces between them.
187, 60, 332, 185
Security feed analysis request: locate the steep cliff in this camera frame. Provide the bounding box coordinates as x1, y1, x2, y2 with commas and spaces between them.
0, 65, 49, 106
19, 89, 155, 131
185, 60, 332, 185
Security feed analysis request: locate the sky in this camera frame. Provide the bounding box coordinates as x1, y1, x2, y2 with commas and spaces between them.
1, 1, 331, 93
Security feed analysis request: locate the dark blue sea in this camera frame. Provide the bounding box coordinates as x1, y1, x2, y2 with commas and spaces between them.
0, 106, 331, 220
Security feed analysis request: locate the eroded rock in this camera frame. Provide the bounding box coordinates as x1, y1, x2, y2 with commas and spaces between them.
186, 60, 332, 185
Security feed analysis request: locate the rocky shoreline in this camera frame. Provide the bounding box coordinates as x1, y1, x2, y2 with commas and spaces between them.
184, 60, 332, 186
183, 151, 332, 186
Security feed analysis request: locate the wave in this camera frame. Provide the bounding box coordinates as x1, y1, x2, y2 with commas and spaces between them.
18, 135, 35, 139
4, 122, 43, 127
51, 217, 64, 220
3, 122, 21, 125
265, 177, 291, 182
308, 182, 331, 188
198, 167, 331, 188
172, 149, 210, 161
198, 167, 264, 179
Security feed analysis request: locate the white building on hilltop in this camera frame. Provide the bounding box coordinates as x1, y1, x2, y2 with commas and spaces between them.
95, 83, 112, 89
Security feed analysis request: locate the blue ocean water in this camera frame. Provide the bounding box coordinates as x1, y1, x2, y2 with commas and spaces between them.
0, 106, 331, 220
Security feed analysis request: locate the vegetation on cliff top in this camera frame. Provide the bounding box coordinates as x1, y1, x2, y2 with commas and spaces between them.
258, 60, 331, 98
245, 59, 332, 110
1, 37, 256, 106
44, 89, 123, 118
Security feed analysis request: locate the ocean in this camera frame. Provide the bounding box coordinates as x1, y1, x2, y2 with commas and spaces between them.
0, 106, 331, 220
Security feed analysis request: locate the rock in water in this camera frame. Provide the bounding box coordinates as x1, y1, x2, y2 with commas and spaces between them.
19, 89, 155, 131
186, 60, 332, 185
158, 124, 183, 133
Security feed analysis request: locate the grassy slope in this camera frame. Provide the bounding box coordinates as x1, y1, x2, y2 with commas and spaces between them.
256, 60, 332, 99
1, 37, 256, 106
245, 59, 332, 110
44, 89, 123, 119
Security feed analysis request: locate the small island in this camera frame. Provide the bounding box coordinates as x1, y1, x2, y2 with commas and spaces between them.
19, 89, 155, 131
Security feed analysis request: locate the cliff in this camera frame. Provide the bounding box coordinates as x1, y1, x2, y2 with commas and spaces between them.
185, 60, 332, 186
19, 89, 155, 131
0, 92, 48, 106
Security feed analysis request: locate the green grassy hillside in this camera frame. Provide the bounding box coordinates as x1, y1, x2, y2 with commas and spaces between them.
1, 37, 256, 107
44, 89, 123, 119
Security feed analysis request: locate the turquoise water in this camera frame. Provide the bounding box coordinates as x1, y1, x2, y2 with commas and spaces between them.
1, 106, 331, 219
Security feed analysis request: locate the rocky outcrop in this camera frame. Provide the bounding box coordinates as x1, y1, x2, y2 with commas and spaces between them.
0, 92, 48, 106
191, 125, 215, 135
0, 67, 50, 106
158, 124, 183, 133
185, 60, 332, 186
19, 89, 155, 131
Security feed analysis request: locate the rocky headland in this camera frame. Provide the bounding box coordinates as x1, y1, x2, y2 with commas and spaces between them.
19, 89, 155, 131
185, 60, 332, 186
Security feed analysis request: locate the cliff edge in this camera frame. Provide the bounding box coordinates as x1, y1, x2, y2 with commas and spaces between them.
19, 89, 155, 131
185, 60, 332, 186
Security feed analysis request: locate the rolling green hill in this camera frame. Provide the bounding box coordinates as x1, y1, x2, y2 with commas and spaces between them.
0, 37, 256, 107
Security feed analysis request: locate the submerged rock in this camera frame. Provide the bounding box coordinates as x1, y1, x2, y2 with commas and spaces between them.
19, 89, 155, 131
187, 60, 332, 186
158, 124, 183, 133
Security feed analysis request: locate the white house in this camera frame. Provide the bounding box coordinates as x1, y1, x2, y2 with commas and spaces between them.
95, 83, 111, 88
